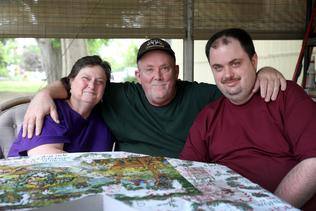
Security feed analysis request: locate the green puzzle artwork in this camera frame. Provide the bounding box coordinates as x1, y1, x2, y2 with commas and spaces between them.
0, 154, 199, 210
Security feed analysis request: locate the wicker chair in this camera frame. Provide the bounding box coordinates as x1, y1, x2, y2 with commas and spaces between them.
0, 96, 32, 158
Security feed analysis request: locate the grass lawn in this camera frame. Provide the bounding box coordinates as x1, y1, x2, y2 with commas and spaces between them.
0, 80, 47, 92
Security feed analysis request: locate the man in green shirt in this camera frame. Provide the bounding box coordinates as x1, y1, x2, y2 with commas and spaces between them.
22, 38, 286, 158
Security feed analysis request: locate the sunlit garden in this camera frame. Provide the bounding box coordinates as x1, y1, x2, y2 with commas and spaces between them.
0, 38, 140, 103
0, 80, 46, 93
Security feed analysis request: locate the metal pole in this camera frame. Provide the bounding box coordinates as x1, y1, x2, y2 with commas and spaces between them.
183, 0, 194, 81
302, 0, 314, 87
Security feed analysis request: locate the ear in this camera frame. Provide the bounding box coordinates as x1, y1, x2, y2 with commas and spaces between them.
251, 54, 258, 69
69, 78, 74, 85
175, 65, 179, 79
135, 69, 141, 83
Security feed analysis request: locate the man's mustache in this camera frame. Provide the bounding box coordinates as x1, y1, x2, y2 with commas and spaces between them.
221, 76, 241, 84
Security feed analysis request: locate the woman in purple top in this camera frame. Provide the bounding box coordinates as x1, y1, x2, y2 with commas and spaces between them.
8, 55, 113, 157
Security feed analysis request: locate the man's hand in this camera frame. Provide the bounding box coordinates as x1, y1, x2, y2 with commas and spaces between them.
253, 66, 287, 102
22, 90, 59, 139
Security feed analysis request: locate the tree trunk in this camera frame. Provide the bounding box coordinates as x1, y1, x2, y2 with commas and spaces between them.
61, 39, 88, 77
36, 39, 62, 84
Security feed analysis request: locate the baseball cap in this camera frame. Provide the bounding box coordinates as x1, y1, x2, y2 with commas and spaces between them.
137, 38, 175, 62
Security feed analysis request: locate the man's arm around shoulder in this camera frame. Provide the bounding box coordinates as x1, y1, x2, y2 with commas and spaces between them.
23, 80, 68, 138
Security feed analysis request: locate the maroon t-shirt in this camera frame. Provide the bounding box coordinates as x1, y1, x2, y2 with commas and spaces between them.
180, 81, 316, 210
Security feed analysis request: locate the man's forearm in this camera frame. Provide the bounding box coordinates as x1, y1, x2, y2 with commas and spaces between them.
42, 80, 68, 99
274, 158, 316, 208
22, 80, 67, 138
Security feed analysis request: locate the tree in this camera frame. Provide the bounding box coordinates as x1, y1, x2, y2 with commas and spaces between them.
0, 41, 8, 77
122, 42, 138, 68
37, 38, 89, 83
0, 39, 19, 78
21, 45, 42, 73
87, 39, 109, 55
36, 39, 62, 83
61, 39, 88, 77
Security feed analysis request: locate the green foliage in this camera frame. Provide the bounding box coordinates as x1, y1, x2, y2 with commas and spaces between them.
21, 42, 41, 72
0, 42, 7, 77
0, 38, 42, 78
51, 39, 61, 49
102, 57, 117, 71
0, 69, 8, 77
123, 43, 138, 67
0, 39, 19, 77
87, 39, 109, 55
0, 39, 20, 65
86, 39, 138, 74
107, 43, 137, 72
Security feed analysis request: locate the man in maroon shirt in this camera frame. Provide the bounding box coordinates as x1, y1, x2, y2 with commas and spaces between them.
180, 28, 316, 210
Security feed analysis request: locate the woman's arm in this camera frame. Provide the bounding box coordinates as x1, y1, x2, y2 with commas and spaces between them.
27, 143, 65, 156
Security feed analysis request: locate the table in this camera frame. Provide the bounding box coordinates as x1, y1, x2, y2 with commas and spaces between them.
0, 152, 299, 210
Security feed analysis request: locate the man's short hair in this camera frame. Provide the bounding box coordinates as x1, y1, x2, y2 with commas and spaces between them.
205, 28, 256, 61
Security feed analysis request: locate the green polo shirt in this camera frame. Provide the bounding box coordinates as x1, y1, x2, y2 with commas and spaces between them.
102, 80, 221, 158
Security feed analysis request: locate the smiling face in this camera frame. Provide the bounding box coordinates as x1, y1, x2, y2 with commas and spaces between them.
135, 50, 179, 107
209, 37, 257, 105
69, 65, 107, 108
